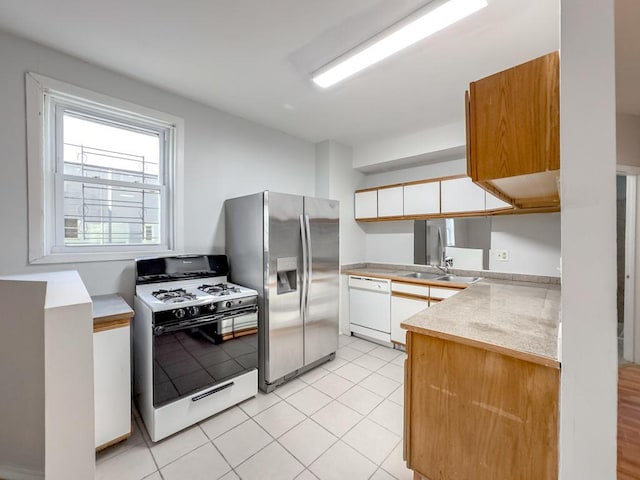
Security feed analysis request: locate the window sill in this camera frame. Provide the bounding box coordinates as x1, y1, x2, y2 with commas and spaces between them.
29, 249, 180, 265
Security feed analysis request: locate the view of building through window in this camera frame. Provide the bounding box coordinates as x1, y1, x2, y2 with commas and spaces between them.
62, 113, 162, 246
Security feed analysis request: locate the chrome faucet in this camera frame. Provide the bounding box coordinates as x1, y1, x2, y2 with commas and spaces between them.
434, 256, 454, 274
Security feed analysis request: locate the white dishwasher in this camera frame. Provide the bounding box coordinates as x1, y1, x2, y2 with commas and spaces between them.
349, 275, 391, 344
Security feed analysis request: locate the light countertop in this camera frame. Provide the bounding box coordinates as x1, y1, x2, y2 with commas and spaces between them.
401, 279, 561, 368
341, 263, 561, 368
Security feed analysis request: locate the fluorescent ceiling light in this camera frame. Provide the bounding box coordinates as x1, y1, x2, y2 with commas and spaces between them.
312, 0, 488, 88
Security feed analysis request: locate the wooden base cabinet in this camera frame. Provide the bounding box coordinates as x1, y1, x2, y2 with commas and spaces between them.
404, 332, 559, 480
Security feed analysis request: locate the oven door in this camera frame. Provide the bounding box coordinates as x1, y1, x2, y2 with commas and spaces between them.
152, 308, 258, 407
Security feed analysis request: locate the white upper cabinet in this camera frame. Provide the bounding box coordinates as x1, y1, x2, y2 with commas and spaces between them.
441, 177, 486, 214
377, 186, 403, 217
485, 191, 513, 211
354, 190, 378, 219
403, 182, 440, 216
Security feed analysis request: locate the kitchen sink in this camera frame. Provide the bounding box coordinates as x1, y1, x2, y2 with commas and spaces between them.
400, 272, 482, 284
435, 275, 482, 284
400, 272, 443, 280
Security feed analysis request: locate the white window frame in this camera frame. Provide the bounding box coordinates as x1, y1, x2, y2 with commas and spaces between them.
26, 72, 184, 264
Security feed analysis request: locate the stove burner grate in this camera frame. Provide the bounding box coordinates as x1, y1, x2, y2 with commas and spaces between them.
151, 288, 197, 303
198, 283, 241, 296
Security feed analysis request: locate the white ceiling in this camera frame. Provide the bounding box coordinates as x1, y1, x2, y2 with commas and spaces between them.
0, 0, 560, 146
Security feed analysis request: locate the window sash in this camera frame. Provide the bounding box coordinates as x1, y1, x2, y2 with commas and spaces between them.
47, 92, 174, 252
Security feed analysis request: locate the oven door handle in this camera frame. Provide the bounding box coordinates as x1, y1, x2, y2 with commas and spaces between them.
153, 306, 258, 335
153, 314, 223, 335
191, 381, 234, 402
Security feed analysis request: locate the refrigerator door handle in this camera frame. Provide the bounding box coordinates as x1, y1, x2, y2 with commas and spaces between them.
299, 214, 308, 319
304, 214, 312, 316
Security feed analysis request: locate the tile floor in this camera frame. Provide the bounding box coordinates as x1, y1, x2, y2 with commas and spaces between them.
96, 335, 412, 480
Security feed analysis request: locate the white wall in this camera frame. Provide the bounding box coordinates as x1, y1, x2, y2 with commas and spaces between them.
316, 140, 367, 334
353, 121, 466, 171
489, 213, 561, 276
0, 30, 316, 304
315, 140, 366, 265
560, 1, 618, 478
617, 113, 640, 167
361, 158, 466, 188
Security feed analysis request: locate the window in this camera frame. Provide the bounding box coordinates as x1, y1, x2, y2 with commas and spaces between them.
26, 73, 183, 263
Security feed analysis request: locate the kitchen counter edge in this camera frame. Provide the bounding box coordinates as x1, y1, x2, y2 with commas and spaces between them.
342, 264, 561, 369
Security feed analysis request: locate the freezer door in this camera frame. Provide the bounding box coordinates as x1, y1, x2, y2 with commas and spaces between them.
303, 196, 339, 365
265, 192, 305, 383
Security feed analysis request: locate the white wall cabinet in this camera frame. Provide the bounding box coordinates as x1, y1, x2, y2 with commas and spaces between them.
377, 186, 403, 217
403, 182, 440, 216
486, 191, 513, 211
92, 294, 133, 451
354, 190, 378, 219
441, 177, 486, 214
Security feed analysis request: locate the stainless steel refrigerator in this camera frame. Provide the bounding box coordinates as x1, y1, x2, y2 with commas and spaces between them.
225, 191, 339, 392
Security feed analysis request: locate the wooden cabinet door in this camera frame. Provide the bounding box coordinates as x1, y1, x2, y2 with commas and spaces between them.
403, 182, 440, 216
469, 51, 559, 181
441, 177, 485, 214
378, 186, 403, 218
354, 190, 377, 219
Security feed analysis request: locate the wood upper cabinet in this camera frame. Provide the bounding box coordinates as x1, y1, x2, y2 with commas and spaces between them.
467, 51, 560, 210
377, 185, 403, 218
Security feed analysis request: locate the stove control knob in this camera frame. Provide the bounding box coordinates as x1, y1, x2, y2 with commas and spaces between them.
225, 301, 232, 309
174, 308, 186, 320
187, 306, 199, 317
206, 303, 216, 311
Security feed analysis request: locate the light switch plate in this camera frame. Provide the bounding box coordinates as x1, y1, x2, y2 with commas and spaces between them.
495, 249, 509, 261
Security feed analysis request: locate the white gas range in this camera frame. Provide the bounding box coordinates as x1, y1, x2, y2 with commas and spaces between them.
133, 255, 258, 442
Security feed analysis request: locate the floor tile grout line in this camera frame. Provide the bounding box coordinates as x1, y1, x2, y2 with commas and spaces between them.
207, 436, 241, 480
226, 416, 280, 471
146, 424, 212, 475
132, 414, 165, 479
336, 414, 401, 466
273, 425, 339, 471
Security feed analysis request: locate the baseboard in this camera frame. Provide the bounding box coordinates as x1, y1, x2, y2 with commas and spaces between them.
0, 464, 44, 480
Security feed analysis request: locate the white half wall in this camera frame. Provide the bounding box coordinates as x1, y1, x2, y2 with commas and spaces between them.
0, 30, 315, 304
489, 213, 561, 276
560, 1, 618, 478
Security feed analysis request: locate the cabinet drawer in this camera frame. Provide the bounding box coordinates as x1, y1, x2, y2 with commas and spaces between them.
392, 282, 429, 298
429, 287, 462, 300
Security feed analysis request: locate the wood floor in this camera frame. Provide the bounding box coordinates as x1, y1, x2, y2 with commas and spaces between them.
619, 364, 640, 480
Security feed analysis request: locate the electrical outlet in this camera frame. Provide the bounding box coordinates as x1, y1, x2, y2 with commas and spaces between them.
495, 249, 509, 261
